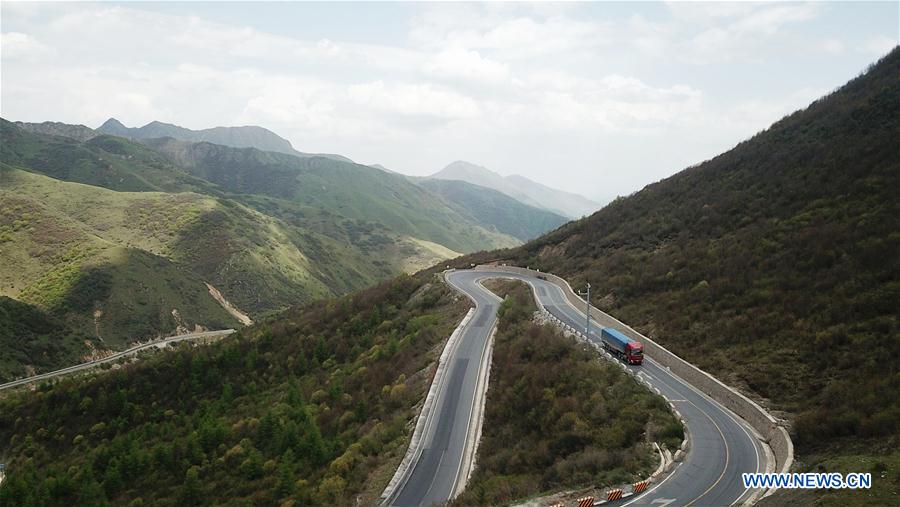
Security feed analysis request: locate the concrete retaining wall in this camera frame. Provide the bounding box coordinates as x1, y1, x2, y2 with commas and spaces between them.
474, 265, 794, 478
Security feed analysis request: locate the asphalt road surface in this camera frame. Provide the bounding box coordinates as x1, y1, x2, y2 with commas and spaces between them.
387, 271, 501, 506
440, 269, 766, 507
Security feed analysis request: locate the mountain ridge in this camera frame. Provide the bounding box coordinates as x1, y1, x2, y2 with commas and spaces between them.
15, 121, 99, 142
0, 119, 543, 378
416, 178, 568, 242
139, 136, 521, 254
429, 160, 600, 218
96, 117, 352, 162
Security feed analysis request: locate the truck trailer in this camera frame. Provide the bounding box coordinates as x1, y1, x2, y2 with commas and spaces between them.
600, 328, 644, 365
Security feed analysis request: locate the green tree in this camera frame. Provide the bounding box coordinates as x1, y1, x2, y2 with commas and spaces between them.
177, 466, 203, 506
102, 459, 122, 497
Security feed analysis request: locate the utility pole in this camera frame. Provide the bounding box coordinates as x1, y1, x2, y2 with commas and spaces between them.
577, 283, 591, 337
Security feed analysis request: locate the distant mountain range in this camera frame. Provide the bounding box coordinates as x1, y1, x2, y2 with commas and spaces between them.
0, 117, 573, 380
428, 160, 600, 219
417, 179, 568, 242
95, 118, 352, 162
15, 120, 99, 142
18, 118, 598, 220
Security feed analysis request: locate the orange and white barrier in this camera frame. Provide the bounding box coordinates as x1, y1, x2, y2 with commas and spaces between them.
606, 489, 623, 501
632, 480, 649, 494
576, 496, 594, 507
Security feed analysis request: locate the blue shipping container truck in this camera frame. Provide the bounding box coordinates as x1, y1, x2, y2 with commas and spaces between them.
600, 328, 644, 365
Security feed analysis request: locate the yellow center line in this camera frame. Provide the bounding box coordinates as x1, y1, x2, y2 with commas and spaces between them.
679, 384, 731, 507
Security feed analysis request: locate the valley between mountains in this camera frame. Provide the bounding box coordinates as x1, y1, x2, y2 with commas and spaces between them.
0, 47, 897, 507
0, 118, 570, 382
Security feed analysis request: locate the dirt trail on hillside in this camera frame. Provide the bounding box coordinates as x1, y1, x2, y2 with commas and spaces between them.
205, 283, 253, 326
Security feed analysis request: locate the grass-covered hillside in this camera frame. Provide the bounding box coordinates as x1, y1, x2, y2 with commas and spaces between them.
0, 118, 533, 378
453, 281, 681, 506
0, 120, 245, 197
0, 167, 239, 355
450, 49, 900, 505
142, 137, 520, 254
0, 274, 469, 506
0, 167, 337, 310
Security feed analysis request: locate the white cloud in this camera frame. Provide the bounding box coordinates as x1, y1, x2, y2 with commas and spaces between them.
0, 32, 55, 62
669, 2, 824, 64
729, 3, 819, 36
410, 6, 609, 60
862, 35, 898, 56
822, 39, 846, 55
665, 2, 759, 22
348, 81, 481, 120
422, 49, 509, 85
727, 87, 826, 133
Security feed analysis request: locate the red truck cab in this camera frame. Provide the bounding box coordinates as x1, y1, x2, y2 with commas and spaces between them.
625, 342, 644, 365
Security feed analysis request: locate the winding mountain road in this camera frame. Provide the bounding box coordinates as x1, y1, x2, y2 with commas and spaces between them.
389, 268, 768, 506
386, 272, 500, 506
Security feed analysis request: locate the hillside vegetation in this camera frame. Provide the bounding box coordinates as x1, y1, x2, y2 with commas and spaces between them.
453, 281, 680, 505
448, 49, 900, 505
0, 274, 688, 507
0, 119, 529, 377
0, 167, 239, 352
0, 297, 89, 383
0, 274, 469, 506
1, 120, 202, 194
142, 138, 520, 254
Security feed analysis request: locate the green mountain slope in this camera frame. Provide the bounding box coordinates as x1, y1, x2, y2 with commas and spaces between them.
0, 120, 208, 194
417, 178, 568, 241
0, 296, 91, 383
449, 49, 900, 506
0, 122, 489, 376
1, 120, 517, 256
0, 166, 349, 311
0, 163, 469, 380
0, 168, 241, 358
142, 137, 520, 253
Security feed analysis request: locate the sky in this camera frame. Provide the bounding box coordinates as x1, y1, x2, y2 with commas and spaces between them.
2, 2, 897, 202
